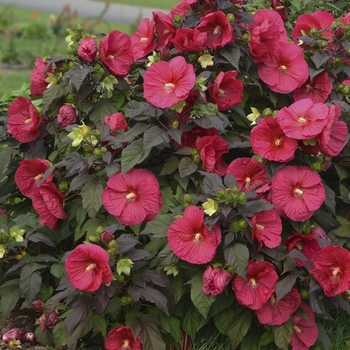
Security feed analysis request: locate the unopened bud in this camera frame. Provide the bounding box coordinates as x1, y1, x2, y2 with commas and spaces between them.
2, 328, 24, 343
32, 300, 44, 311
101, 230, 114, 244
182, 194, 194, 208
23, 332, 36, 344
262, 108, 273, 117
227, 13, 235, 24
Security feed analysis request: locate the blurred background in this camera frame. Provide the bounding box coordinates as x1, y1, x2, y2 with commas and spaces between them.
0, 0, 178, 96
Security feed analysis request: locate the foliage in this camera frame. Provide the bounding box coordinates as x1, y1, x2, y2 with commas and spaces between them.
1, 0, 350, 350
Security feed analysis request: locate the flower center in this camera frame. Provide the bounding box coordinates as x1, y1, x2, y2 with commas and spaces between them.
194, 233, 202, 243
140, 37, 148, 42
305, 84, 312, 92
245, 177, 251, 184
34, 173, 44, 181
123, 339, 130, 348
218, 88, 225, 95
293, 188, 303, 196
270, 294, 276, 305
293, 325, 302, 333
249, 278, 257, 288
256, 224, 264, 230
213, 25, 221, 35
85, 263, 96, 272
25, 118, 32, 124
126, 192, 137, 203
333, 267, 340, 276
164, 29, 170, 34
164, 83, 175, 92
295, 242, 303, 251
108, 54, 115, 60
298, 117, 307, 124
275, 138, 281, 146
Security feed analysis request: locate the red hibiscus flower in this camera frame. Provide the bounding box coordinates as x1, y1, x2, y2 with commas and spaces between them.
310, 245, 350, 297
292, 11, 335, 43
202, 265, 232, 297
256, 287, 301, 325
57, 104, 77, 128
153, 11, 176, 50
317, 104, 348, 157
277, 98, 329, 140
285, 230, 326, 267
167, 206, 221, 264
65, 244, 113, 293
196, 11, 233, 50
32, 182, 67, 230
226, 158, 270, 192
105, 326, 142, 350
293, 71, 332, 104
271, 165, 325, 222
143, 56, 196, 108
131, 18, 157, 61
249, 9, 288, 62
208, 71, 243, 111
250, 117, 298, 162
7, 96, 42, 143
232, 259, 278, 310
14, 158, 53, 198
102, 168, 163, 226
171, 27, 207, 53
104, 112, 128, 135
99, 30, 134, 77
290, 302, 319, 350
30, 57, 53, 96
251, 208, 282, 249
178, 126, 218, 148
196, 135, 228, 176
78, 37, 97, 63
170, 0, 197, 18
258, 43, 309, 94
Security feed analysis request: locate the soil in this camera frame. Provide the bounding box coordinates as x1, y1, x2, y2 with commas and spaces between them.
0, 307, 47, 350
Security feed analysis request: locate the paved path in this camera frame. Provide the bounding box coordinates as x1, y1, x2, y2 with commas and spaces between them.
0, 0, 169, 24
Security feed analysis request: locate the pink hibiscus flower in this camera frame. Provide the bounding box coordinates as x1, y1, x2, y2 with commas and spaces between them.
143, 56, 196, 108
78, 37, 98, 63
99, 30, 134, 77
293, 71, 332, 104
292, 11, 335, 43
232, 259, 278, 310
105, 326, 142, 350
7, 96, 42, 143
251, 208, 282, 249
250, 117, 298, 162
310, 245, 350, 297
196, 11, 233, 49
131, 18, 157, 61
258, 43, 309, 94
202, 265, 232, 297
167, 206, 221, 264
226, 158, 270, 192
277, 98, 329, 140
65, 244, 113, 293
32, 182, 67, 230
104, 112, 128, 135
290, 302, 319, 350
102, 169, 163, 226
14, 158, 53, 198
153, 11, 176, 50
30, 57, 53, 96
208, 70, 243, 111
196, 135, 228, 176
171, 27, 207, 53
271, 165, 325, 222
256, 287, 301, 326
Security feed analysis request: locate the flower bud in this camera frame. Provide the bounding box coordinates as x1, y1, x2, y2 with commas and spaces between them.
262, 108, 273, 117
2, 328, 24, 343
101, 230, 114, 244
202, 266, 232, 297
39, 311, 60, 332
32, 300, 44, 311
334, 26, 345, 39
23, 332, 36, 344
57, 104, 77, 128
230, 217, 248, 232
182, 194, 194, 208
227, 13, 235, 24
58, 181, 68, 192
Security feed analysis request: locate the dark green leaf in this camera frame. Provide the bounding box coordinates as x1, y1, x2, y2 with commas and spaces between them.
141, 214, 174, 237
67, 174, 93, 194
189, 273, 215, 320
42, 84, 70, 113
158, 313, 182, 345
124, 100, 162, 119
121, 139, 151, 173
123, 123, 152, 142
330, 216, 350, 238
64, 65, 93, 91
275, 274, 298, 302
227, 308, 252, 350
237, 199, 274, 217
143, 125, 170, 150
323, 183, 336, 215
67, 315, 94, 350
178, 157, 197, 178
20, 263, 45, 302
316, 322, 331, 350
81, 178, 103, 219
53, 321, 70, 348
219, 43, 241, 71
273, 320, 293, 350
92, 314, 107, 338
224, 243, 249, 278
159, 156, 180, 176
89, 99, 117, 124
0, 140, 19, 173
181, 302, 202, 341
0, 279, 21, 321
213, 308, 235, 334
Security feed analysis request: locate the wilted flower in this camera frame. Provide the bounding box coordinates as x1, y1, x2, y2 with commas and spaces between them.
2, 328, 24, 343
202, 265, 232, 296
30, 57, 53, 96
57, 104, 77, 128
39, 311, 61, 332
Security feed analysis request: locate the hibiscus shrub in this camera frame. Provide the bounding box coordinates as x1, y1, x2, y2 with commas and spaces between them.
1, 0, 350, 349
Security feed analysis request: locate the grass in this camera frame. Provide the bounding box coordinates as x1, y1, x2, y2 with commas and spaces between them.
94, 0, 178, 10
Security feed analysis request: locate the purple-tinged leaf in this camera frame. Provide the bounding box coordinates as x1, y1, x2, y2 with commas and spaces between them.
92, 284, 116, 315
178, 157, 197, 178
117, 234, 140, 254
275, 274, 298, 303
237, 199, 274, 217
127, 248, 153, 261
65, 297, 93, 334
26, 233, 55, 247
224, 243, 249, 279
199, 171, 223, 194
132, 270, 171, 290
143, 125, 170, 150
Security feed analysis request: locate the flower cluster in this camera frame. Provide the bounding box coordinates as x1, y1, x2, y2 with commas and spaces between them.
1, 0, 350, 349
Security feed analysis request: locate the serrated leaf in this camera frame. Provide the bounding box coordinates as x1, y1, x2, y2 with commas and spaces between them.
121, 139, 151, 173
0, 140, 19, 173
178, 157, 197, 178
65, 297, 93, 334
27, 232, 55, 247
189, 273, 215, 320
237, 199, 274, 217
143, 125, 170, 150
124, 100, 162, 119
67, 315, 94, 350
219, 43, 241, 71
275, 274, 298, 303
227, 308, 252, 350
158, 313, 182, 345
311, 53, 331, 69
81, 178, 103, 219
92, 314, 107, 337
200, 171, 224, 194
0, 279, 21, 321
181, 302, 202, 341
213, 308, 235, 334
64, 65, 93, 91
67, 174, 93, 194
20, 263, 45, 302
323, 183, 336, 215
159, 156, 180, 176
89, 99, 117, 125
53, 321, 70, 348
42, 84, 70, 113
330, 216, 350, 237
123, 123, 152, 142
273, 320, 293, 350
224, 243, 249, 278
140, 214, 174, 237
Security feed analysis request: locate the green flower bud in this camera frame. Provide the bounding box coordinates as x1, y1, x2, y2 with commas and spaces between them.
300, 289, 308, 299
236, 192, 247, 204
182, 194, 194, 208
173, 14, 183, 26
262, 108, 273, 117
242, 33, 250, 42
58, 182, 68, 192
227, 13, 235, 24
93, 148, 102, 157
92, 129, 102, 138
95, 226, 104, 235
230, 217, 248, 232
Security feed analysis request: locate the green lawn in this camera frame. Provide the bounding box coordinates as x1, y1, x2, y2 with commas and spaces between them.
94, 0, 178, 10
